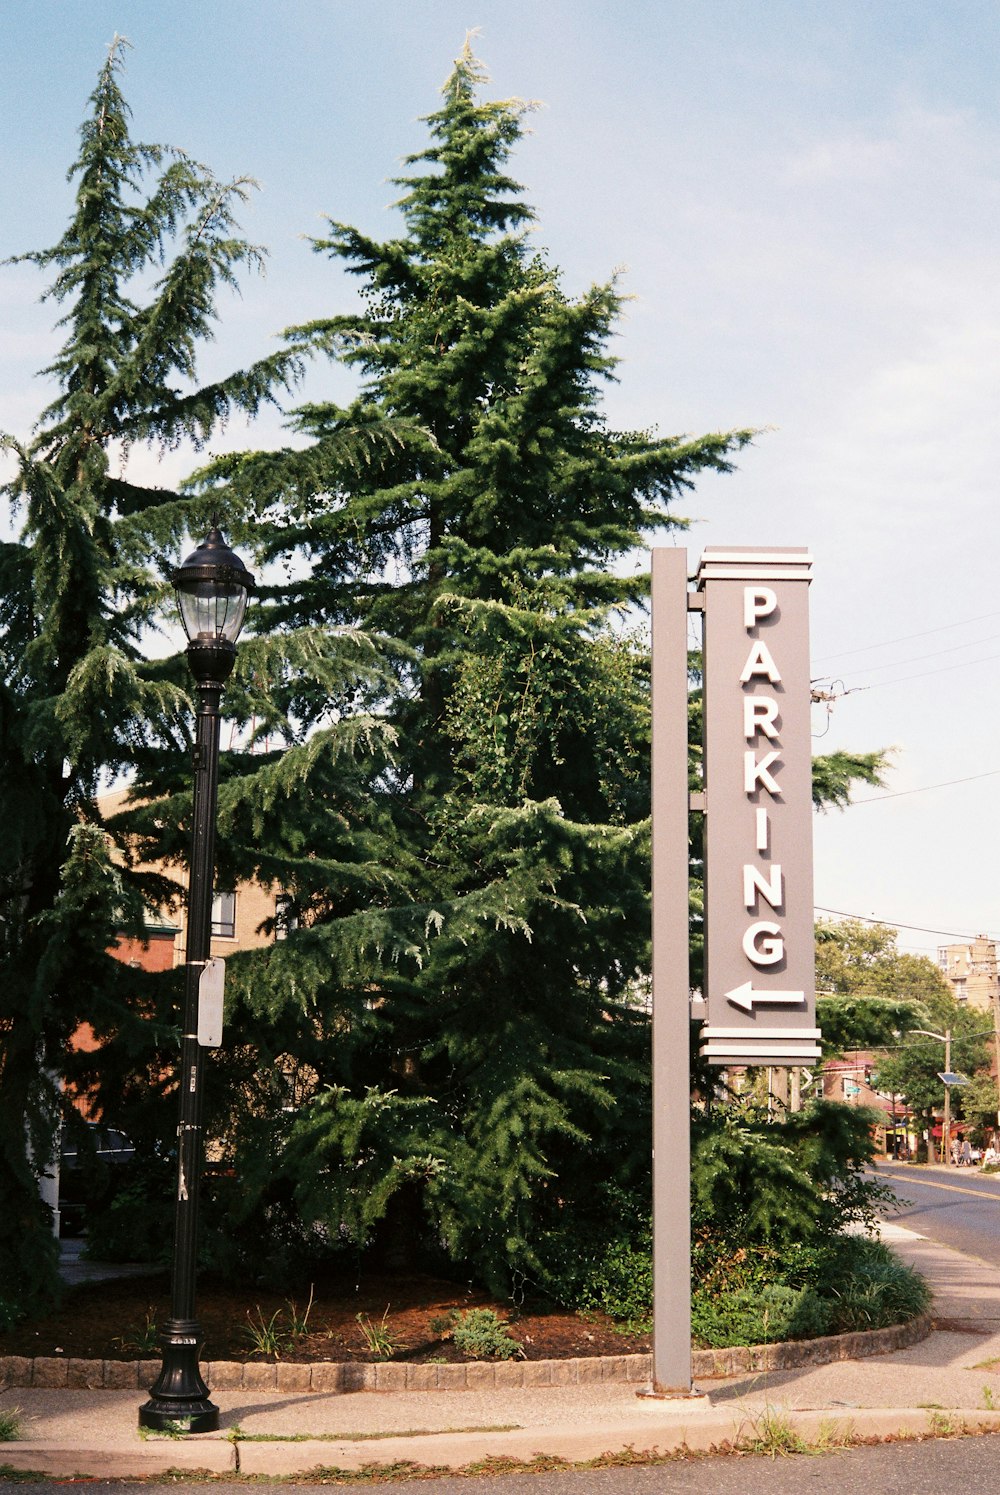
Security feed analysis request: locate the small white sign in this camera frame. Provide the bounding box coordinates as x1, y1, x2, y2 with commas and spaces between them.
198, 957, 225, 1048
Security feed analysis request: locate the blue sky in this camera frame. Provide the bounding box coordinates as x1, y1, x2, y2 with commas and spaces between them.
4, 1, 1000, 958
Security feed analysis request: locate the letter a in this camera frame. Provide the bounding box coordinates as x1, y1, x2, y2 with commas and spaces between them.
740, 641, 782, 684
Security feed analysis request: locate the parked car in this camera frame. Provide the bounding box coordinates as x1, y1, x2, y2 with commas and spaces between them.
59, 1122, 135, 1236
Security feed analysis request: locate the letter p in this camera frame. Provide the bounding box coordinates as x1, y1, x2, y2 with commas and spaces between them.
744, 587, 778, 629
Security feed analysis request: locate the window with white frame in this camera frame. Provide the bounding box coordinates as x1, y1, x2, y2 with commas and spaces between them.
211, 891, 236, 939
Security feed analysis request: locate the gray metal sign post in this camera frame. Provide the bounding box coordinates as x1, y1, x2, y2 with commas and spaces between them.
649, 548, 694, 1393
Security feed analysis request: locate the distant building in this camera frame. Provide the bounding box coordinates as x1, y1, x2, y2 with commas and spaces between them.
937, 935, 998, 1013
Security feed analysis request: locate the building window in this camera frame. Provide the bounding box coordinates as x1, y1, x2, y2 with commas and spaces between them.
211, 891, 236, 939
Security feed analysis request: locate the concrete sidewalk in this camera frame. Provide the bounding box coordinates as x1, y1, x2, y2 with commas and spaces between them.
5, 1218, 1000, 1479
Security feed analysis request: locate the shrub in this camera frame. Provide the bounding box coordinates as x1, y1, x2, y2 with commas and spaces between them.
82, 1153, 173, 1265
825, 1239, 931, 1331
692, 1284, 831, 1348
447, 1308, 522, 1360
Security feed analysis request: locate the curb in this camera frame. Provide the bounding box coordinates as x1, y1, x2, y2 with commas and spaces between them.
0, 1312, 931, 1393
2, 1402, 999, 1482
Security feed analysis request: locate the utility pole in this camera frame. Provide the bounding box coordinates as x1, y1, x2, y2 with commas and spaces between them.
943, 1028, 952, 1167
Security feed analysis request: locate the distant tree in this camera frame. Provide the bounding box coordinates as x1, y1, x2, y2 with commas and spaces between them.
872, 1000, 991, 1148
958, 1069, 1000, 1136
815, 919, 950, 1054
0, 38, 301, 1316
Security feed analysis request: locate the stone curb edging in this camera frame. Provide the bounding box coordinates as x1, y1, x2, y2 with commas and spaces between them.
0, 1312, 930, 1393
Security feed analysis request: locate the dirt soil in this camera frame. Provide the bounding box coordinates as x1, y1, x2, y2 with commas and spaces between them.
1, 1267, 651, 1364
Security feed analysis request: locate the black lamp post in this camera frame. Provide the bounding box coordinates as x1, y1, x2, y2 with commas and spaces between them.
139, 528, 254, 1434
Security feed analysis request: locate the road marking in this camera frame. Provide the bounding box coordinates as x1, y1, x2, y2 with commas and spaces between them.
881, 1170, 1000, 1203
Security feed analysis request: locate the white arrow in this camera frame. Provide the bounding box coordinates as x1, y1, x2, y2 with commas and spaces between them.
725, 981, 806, 1014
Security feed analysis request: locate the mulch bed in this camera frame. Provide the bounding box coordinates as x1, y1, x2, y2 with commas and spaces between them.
1, 1267, 651, 1364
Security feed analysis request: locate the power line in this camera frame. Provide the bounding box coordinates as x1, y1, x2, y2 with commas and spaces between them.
813, 631, 1000, 680
812, 609, 1000, 665
814, 906, 999, 943
851, 769, 1000, 804
852, 650, 1000, 691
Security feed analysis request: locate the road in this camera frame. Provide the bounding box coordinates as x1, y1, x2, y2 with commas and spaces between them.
12, 1437, 1000, 1493
877, 1163, 1000, 1259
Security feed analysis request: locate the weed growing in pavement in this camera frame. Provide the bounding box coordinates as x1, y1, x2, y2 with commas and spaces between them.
0, 1407, 23, 1442
928, 1411, 962, 1436
984, 1386, 996, 1411
735, 1405, 813, 1457
356, 1306, 398, 1360
138, 1418, 193, 1439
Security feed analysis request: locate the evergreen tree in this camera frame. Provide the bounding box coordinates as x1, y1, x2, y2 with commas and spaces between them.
192, 42, 756, 1290
0, 38, 303, 1313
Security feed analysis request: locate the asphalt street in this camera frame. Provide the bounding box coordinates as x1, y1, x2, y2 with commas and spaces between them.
878, 1165, 1000, 1261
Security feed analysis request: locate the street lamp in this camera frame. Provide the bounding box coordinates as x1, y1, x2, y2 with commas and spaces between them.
139, 527, 253, 1434
910, 1028, 953, 1168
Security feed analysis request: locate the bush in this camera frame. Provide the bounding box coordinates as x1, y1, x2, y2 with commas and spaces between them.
535, 1183, 653, 1329
447, 1308, 522, 1360
692, 1284, 831, 1348
824, 1238, 931, 1331
83, 1153, 174, 1265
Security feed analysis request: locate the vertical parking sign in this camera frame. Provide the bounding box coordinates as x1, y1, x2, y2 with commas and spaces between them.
697, 548, 821, 1065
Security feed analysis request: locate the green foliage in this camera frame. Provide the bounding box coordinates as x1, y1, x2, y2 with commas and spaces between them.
112, 1310, 160, 1356
356, 1308, 398, 1360
825, 1238, 931, 1331
0, 1408, 24, 1443
81, 1160, 174, 1266
691, 1097, 892, 1246
436, 1303, 523, 1363
811, 750, 890, 810
692, 1284, 831, 1348
242, 1307, 288, 1360
176, 39, 751, 1295
0, 38, 299, 1309
873, 1000, 990, 1127
447, 1308, 522, 1360
959, 1070, 1000, 1132
816, 918, 954, 1056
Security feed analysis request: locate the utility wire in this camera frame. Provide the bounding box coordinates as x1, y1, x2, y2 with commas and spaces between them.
814, 906, 999, 943
851, 769, 1000, 804
846, 650, 1000, 692
813, 631, 1000, 680
812, 609, 1000, 665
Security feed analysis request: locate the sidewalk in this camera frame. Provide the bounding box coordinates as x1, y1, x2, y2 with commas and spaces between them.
5, 1218, 1000, 1479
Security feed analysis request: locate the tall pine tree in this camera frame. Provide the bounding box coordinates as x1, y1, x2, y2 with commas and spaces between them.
0, 38, 305, 1312
192, 42, 755, 1290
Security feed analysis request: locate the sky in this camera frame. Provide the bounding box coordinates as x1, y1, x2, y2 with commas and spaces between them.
3, 0, 1000, 962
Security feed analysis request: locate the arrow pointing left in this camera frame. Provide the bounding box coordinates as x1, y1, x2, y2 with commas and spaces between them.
725, 980, 806, 1014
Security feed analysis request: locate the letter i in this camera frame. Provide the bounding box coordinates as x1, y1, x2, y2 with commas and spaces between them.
755, 809, 769, 853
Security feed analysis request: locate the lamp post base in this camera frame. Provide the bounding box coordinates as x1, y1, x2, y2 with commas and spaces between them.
138, 1322, 218, 1433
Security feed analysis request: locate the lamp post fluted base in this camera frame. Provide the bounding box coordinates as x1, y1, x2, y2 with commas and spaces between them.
138, 1321, 218, 1433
